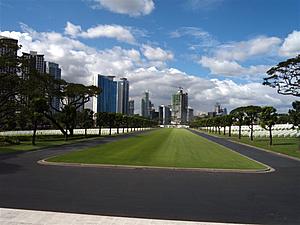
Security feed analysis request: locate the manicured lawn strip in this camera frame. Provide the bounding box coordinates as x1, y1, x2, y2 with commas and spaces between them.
48, 128, 266, 170
198, 130, 300, 159
0, 135, 100, 154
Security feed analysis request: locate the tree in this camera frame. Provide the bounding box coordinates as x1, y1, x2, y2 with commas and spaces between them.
115, 113, 123, 134
288, 101, 300, 129
263, 55, 300, 97
224, 115, 234, 137
260, 106, 278, 145
107, 113, 116, 135
230, 107, 245, 139
96, 112, 108, 136
243, 106, 261, 141
78, 109, 94, 137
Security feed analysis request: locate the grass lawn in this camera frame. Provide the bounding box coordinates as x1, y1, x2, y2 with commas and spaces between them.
0, 135, 100, 154
200, 130, 300, 159
48, 128, 266, 170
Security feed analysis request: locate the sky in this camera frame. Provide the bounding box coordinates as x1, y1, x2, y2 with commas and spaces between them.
0, 0, 299, 114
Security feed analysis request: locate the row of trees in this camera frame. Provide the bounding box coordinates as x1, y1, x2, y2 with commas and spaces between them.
0, 43, 156, 145
190, 102, 300, 145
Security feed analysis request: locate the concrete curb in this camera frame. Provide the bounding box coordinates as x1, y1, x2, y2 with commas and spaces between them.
38, 158, 274, 174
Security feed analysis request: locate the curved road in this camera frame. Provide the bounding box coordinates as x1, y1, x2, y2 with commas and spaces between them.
0, 129, 299, 225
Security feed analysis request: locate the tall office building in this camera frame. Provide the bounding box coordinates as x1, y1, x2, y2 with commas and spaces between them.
45, 61, 61, 112
93, 75, 117, 113
0, 36, 18, 74
22, 51, 45, 76
128, 100, 134, 115
187, 107, 194, 122
158, 105, 171, 125
141, 91, 150, 118
117, 78, 129, 114
171, 88, 188, 124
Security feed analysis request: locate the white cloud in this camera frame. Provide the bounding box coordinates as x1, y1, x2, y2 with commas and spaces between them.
141, 44, 174, 62
91, 0, 154, 16
185, 0, 224, 10
279, 30, 300, 57
199, 56, 270, 76
214, 36, 281, 61
1, 26, 296, 113
64, 22, 136, 44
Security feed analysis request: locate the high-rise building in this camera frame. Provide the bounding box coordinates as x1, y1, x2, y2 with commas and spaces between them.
45, 61, 61, 112
128, 100, 134, 115
117, 78, 129, 114
22, 51, 45, 75
158, 105, 171, 125
93, 75, 117, 113
0, 36, 18, 74
187, 107, 194, 122
141, 91, 150, 118
171, 88, 188, 124
214, 102, 227, 116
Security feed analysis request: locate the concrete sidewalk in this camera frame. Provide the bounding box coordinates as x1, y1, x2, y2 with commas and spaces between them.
0, 208, 253, 225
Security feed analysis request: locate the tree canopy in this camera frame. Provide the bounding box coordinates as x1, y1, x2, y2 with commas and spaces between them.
263, 55, 300, 97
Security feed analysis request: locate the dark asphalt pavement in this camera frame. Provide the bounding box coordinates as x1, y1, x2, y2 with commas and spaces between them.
0, 129, 299, 225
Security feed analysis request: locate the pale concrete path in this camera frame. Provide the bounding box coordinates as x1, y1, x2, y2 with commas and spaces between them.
0, 208, 253, 225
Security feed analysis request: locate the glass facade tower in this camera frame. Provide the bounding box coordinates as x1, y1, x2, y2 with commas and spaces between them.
93, 75, 117, 113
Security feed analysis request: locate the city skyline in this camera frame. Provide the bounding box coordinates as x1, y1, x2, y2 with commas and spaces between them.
1, 0, 299, 113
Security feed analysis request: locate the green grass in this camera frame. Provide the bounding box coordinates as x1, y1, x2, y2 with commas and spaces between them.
199, 130, 300, 159
48, 128, 266, 170
0, 135, 100, 154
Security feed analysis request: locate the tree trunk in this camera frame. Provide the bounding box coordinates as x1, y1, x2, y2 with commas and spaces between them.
44, 113, 66, 136
109, 126, 112, 136
85, 128, 87, 138
250, 124, 253, 141
123, 127, 125, 133
117, 126, 119, 134
238, 125, 241, 139
32, 119, 37, 145
269, 126, 273, 145
218, 127, 221, 135
64, 128, 68, 141
98, 126, 101, 136
229, 126, 231, 137
223, 126, 226, 135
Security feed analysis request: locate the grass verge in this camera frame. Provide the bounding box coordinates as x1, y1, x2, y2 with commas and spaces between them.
48, 128, 266, 170
198, 130, 300, 159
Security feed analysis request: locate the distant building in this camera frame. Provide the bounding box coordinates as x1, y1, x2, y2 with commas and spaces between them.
141, 91, 150, 118
45, 61, 61, 112
171, 88, 188, 124
214, 102, 227, 116
0, 36, 18, 74
187, 107, 194, 122
22, 51, 45, 76
158, 105, 171, 125
93, 75, 117, 113
128, 99, 134, 115
117, 78, 129, 114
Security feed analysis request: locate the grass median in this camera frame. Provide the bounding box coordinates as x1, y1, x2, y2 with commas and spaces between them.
48, 128, 266, 170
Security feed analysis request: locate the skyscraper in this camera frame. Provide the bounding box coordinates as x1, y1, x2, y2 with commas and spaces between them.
0, 36, 18, 74
117, 78, 129, 114
45, 61, 61, 112
141, 91, 150, 118
22, 51, 45, 76
158, 105, 171, 125
93, 75, 117, 113
187, 107, 194, 122
128, 100, 134, 115
171, 88, 188, 124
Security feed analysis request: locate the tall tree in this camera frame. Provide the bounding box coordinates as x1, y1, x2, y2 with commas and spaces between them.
230, 107, 245, 139
288, 101, 300, 129
263, 55, 300, 97
244, 106, 262, 141
107, 113, 116, 135
96, 112, 108, 136
78, 109, 94, 137
260, 106, 278, 145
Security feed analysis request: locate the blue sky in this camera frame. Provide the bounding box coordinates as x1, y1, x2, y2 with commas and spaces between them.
0, 0, 299, 113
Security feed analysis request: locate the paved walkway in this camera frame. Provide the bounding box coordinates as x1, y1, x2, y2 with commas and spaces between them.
0, 208, 252, 225
0, 129, 300, 224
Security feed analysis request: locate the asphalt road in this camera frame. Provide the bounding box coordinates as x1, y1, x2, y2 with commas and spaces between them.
0, 129, 299, 225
